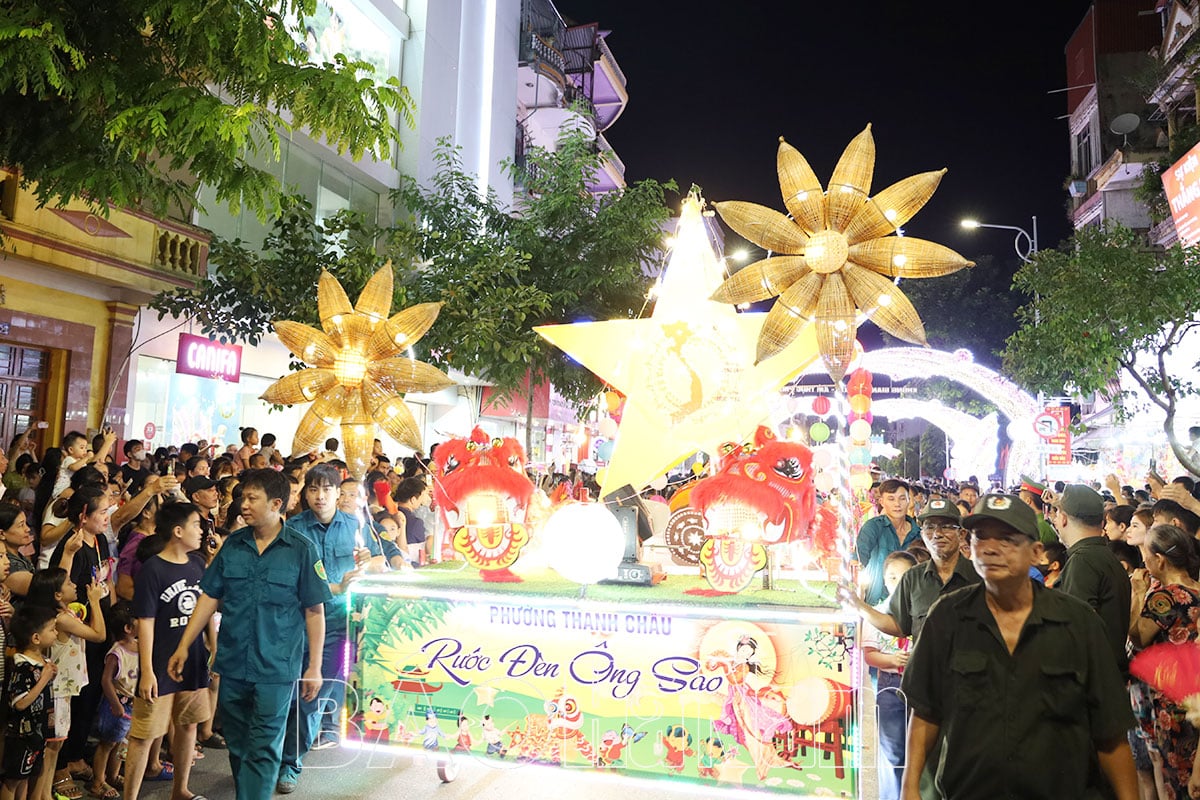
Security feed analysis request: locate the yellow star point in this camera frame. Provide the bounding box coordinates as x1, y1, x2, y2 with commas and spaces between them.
536, 195, 819, 496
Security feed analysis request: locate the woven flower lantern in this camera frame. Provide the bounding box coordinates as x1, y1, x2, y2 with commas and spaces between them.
261, 264, 454, 477
712, 125, 974, 380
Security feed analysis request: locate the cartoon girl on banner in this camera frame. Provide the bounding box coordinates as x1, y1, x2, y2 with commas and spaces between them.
706, 635, 793, 781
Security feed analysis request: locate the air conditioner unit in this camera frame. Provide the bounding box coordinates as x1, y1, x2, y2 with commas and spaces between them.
1068, 180, 1088, 198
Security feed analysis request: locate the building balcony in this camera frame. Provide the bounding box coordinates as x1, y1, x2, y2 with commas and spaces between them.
588, 133, 627, 194
0, 168, 210, 300
591, 35, 629, 132
518, 31, 567, 111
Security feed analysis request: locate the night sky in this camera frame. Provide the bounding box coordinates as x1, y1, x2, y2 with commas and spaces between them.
564, 1, 1098, 269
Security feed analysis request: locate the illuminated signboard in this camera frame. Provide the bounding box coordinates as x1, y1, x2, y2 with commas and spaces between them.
175, 333, 242, 382
1162, 139, 1200, 247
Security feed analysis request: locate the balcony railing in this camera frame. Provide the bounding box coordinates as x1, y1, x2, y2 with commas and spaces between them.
596, 35, 626, 88
520, 31, 567, 79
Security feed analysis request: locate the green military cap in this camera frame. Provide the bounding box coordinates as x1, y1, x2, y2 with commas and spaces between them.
962, 493, 1039, 540
917, 497, 961, 523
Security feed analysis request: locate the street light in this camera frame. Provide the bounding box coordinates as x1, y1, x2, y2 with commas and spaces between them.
960, 216, 1039, 263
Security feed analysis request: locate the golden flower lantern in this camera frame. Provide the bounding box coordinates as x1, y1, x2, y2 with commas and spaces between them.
261, 264, 454, 477
713, 125, 975, 379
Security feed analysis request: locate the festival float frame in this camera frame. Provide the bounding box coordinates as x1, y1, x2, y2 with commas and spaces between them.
344, 570, 861, 797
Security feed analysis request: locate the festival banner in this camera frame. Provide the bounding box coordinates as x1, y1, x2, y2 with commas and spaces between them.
345, 581, 859, 796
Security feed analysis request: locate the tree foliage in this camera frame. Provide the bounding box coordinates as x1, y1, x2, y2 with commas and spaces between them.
0, 0, 411, 217
880, 254, 1022, 369
151, 132, 675, 409
1002, 223, 1200, 473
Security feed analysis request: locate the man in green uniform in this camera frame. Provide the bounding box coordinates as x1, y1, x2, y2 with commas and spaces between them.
900, 493, 1137, 800
1018, 475, 1058, 544
851, 497, 980, 800
169, 469, 333, 800
1053, 484, 1132, 675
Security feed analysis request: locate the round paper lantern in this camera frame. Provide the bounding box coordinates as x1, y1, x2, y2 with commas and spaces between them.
597, 417, 618, 439
604, 391, 623, 413
596, 439, 615, 462
811, 446, 834, 470
850, 472, 873, 491
812, 396, 832, 416
650, 475, 668, 491
809, 422, 831, 443
849, 419, 872, 442
692, 462, 706, 476
814, 472, 835, 493
850, 447, 872, 466
543, 503, 625, 584
849, 395, 872, 415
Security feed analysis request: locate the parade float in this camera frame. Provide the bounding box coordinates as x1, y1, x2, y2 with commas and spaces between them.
268, 128, 973, 797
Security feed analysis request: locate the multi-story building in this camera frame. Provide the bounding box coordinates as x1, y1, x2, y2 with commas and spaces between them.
110, 0, 629, 460
1064, 0, 1162, 233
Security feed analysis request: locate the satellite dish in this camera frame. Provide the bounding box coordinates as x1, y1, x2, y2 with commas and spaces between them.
1110, 113, 1140, 147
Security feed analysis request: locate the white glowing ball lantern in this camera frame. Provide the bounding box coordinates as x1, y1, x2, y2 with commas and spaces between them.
597, 417, 619, 439
543, 503, 625, 585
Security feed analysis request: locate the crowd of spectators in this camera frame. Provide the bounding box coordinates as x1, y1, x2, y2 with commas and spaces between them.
0, 424, 443, 800
855, 467, 1200, 800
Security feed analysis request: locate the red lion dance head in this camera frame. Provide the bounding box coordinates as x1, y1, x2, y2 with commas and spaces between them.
432, 427, 535, 582
689, 425, 835, 592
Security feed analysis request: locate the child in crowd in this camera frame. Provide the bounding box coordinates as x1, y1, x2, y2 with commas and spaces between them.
861, 550, 917, 800
3, 606, 58, 800
26, 569, 107, 800
89, 603, 138, 800
124, 502, 212, 800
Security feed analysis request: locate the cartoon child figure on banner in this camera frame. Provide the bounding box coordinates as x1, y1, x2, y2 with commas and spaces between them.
420, 709, 446, 751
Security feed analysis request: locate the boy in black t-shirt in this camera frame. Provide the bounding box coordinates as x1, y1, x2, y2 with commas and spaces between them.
4, 606, 58, 800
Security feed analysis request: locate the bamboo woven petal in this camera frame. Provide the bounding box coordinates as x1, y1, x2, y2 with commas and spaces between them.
336, 315, 377, 351
848, 237, 974, 278
259, 369, 338, 405
843, 169, 947, 245
714, 201, 809, 254
368, 357, 455, 394
826, 126, 875, 232
366, 302, 444, 362
363, 378, 423, 450
274, 321, 339, 367
812, 273, 859, 381
755, 273, 824, 364
317, 271, 354, 334
354, 263, 395, 322
711, 256, 810, 304
339, 389, 375, 479
842, 263, 927, 345
292, 386, 349, 455
777, 139, 827, 234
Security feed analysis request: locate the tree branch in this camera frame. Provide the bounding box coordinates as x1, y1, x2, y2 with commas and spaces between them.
1117, 357, 1170, 412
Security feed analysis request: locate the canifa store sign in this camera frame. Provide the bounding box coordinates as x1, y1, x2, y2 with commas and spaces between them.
175, 334, 242, 382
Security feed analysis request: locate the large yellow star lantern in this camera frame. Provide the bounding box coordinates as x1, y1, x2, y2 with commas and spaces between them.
713, 125, 974, 380
261, 264, 454, 478
535, 194, 819, 496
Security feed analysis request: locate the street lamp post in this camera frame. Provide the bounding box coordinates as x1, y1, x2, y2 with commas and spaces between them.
960, 216, 1039, 264
961, 215, 1045, 479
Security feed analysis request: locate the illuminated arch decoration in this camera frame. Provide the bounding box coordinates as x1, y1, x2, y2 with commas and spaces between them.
871, 399, 999, 484
800, 347, 1040, 486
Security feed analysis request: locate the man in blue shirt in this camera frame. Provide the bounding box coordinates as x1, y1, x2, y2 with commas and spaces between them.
168, 469, 331, 800
856, 478, 920, 605
278, 464, 383, 793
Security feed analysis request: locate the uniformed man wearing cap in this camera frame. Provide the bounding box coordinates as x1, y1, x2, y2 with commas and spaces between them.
900, 494, 1137, 800
851, 497, 980, 800
1052, 484, 1131, 675
1018, 475, 1058, 544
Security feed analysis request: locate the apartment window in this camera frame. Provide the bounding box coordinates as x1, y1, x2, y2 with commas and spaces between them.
1074, 125, 1095, 177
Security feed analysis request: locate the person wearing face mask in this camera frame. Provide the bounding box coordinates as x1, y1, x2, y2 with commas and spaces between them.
120, 440, 150, 497
1037, 542, 1067, 587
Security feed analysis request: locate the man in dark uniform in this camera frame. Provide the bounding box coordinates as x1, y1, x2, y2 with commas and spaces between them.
1053, 484, 1131, 675
851, 497, 980, 799
900, 493, 1137, 800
